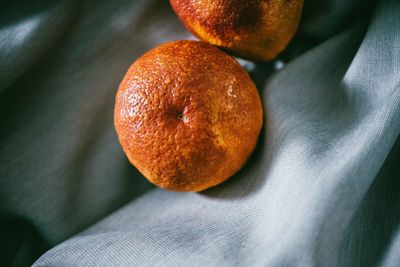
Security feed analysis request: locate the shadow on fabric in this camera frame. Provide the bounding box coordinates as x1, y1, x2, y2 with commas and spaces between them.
339, 135, 400, 267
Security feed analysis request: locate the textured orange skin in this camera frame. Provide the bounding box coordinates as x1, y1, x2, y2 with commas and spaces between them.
114, 41, 263, 192
170, 0, 304, 61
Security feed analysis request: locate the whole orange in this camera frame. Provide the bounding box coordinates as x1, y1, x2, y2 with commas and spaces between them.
170, 0, 304, 61
114, 40, 263, 192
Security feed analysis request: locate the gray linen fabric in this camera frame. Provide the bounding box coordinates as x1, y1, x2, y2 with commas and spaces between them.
1, 0, 399, 266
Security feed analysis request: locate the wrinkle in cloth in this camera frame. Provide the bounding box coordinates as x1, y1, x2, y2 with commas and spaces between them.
0, 0, 399, 266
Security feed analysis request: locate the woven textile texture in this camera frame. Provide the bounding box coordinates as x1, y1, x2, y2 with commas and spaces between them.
0, 0, 399, 266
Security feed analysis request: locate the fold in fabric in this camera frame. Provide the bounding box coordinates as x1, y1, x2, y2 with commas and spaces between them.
32, 0, 400, 266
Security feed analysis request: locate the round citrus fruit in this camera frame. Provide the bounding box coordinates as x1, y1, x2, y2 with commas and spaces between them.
170, 0, 304, 61
114, 40, 263, 192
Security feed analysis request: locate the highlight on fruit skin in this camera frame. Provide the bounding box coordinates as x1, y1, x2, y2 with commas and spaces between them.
114, 40, 263, 192
170, 0, 304, 61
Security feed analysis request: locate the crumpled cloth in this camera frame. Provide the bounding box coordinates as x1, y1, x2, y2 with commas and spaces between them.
0, 0, 399, 266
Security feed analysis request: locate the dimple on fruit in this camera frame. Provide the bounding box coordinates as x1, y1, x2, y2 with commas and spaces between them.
170, 0, 304, 61
114, 40, 263, 192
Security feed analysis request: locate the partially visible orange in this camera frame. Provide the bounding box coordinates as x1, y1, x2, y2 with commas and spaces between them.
114, 40, 263, 192
170, 0, 304, 61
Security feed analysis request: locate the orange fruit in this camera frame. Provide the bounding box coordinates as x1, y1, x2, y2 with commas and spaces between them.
170, 0, 304, 61
114, 40, 263, 192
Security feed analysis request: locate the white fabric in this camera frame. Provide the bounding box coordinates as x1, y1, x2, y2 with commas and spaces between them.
1, 0, 399, 266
